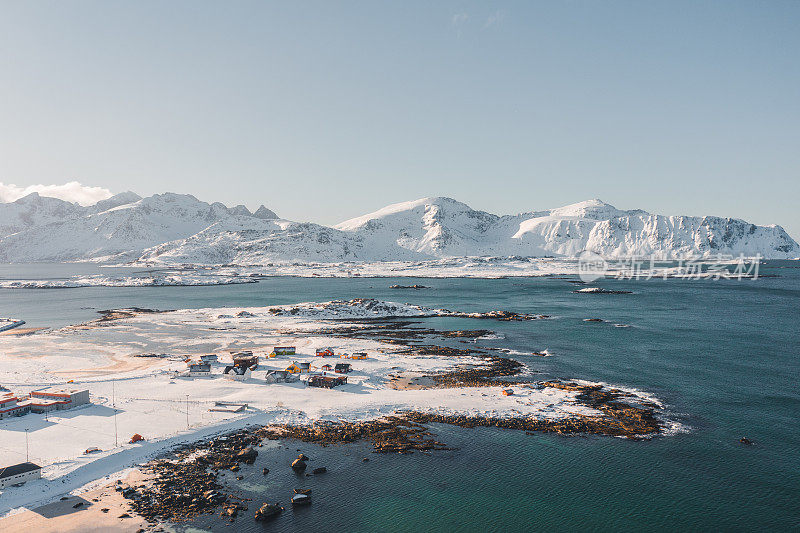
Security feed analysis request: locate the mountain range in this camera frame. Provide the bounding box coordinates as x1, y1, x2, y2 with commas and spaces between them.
0, 192, 796, 263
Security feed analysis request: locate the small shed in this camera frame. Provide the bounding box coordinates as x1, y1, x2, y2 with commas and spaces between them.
320, 364, 333, 371
501, 389, 514, 396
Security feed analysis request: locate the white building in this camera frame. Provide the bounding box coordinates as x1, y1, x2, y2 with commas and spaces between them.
0, 462, 41, 489
186, 363, 212, 377
28, 387, 90, 414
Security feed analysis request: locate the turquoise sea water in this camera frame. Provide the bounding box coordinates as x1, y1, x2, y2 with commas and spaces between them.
1, 263, 798, 530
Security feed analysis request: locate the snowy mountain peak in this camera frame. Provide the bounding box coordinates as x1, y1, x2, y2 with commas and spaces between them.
547, 199, 627, 219
253, 205, 278, 219
91, 191, 142, 213
335, 196, 486, 231
12, 191, 76, 208
229, 204, 252, 217
0, 193, 83, 238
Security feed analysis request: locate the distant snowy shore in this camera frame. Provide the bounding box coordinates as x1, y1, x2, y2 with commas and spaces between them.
0, 255, 778, 288
130, 256, 775, 280
0, 274, 257, 289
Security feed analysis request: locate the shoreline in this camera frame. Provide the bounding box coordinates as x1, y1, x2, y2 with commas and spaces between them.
82, 382, 664, 530
0, 299, 669, 529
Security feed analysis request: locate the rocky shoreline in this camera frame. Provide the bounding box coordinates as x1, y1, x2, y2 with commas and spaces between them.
70, 307, 168, 330
115, 379, 663, 526
83, 304, 666, 529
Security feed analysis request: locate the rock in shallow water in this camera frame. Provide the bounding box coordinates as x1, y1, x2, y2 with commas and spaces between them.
254, 502, 283, 521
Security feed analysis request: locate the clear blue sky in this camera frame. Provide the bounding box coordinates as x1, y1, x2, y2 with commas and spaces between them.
1, 1, 798, 237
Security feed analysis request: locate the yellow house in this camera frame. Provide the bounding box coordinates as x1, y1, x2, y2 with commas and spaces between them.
285, 362, 311, 374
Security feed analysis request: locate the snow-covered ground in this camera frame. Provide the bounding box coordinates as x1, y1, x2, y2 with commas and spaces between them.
0, 299, 603, 516
0, 273, 256, 288
137, 256, 767, 280
0, 255, 769, 287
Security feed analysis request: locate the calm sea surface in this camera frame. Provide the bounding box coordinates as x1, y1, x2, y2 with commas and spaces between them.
1, 262, 798, 531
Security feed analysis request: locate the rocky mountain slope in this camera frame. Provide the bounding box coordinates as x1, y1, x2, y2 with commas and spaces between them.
0, 194, 796, 263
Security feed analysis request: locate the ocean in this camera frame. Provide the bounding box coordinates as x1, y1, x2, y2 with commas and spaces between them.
1, 262, 798, 530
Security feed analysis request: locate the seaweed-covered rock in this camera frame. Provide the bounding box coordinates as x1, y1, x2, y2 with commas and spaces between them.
254, 502, 283, 521
235, 446, 258, 464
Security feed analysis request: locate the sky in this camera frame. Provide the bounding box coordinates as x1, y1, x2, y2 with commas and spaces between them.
0, 1, 798, 237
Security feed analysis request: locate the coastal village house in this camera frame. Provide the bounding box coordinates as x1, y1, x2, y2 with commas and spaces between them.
200, 354, 218, 364
271, 346, 296, 356
231, 352, 259, 369
308, 375, 348, 388
334, 363, 352, 374
223, 365, 252, 381
286, 362, 311, 374
28, 387, 90, 414
187, 363, 212, 377
0, 462, 41, 489
265, 370, 296, 383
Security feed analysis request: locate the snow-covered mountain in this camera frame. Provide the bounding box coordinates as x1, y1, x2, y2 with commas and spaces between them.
0, 193, 86, 237
137, 216, 375, 264
0, 194, 796, 263
334, 197, 799, 260
0, 192, 278, 262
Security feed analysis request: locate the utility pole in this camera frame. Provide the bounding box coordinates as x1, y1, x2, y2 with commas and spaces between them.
186, 395, 189, 428
113, 380, 118, 447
